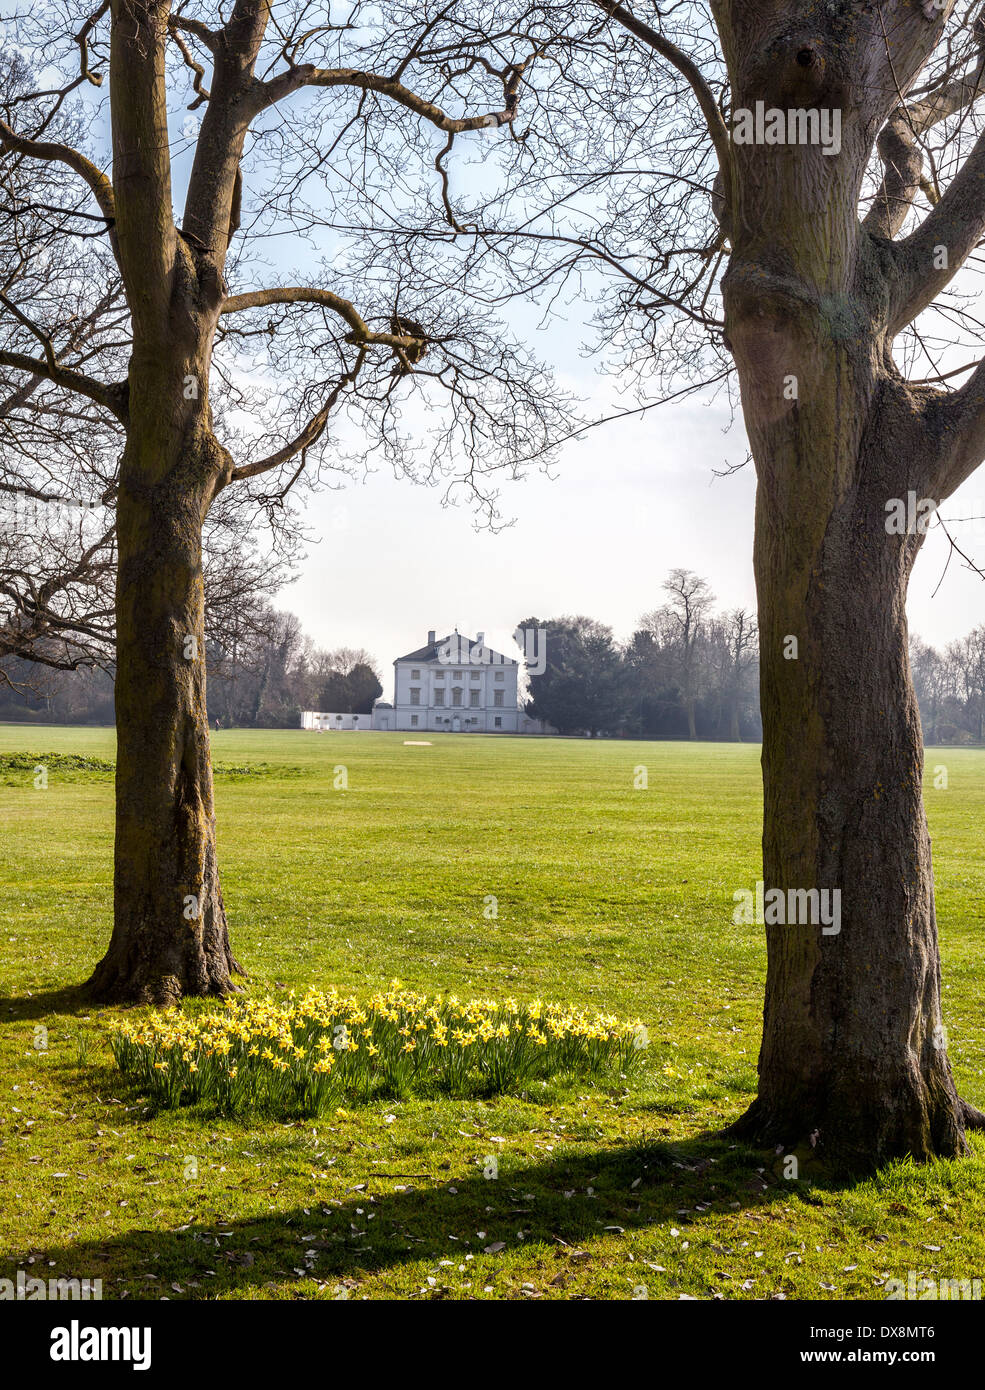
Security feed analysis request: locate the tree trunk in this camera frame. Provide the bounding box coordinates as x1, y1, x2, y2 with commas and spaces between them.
711, 0, 983, 1170
729, 703, 741, 742
87, 349, 242, 1004
77, 0, 280, 1002
733, 432, 967, 1168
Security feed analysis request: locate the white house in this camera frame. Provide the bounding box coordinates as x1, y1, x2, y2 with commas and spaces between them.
390, 629, 526, 733
302, 628, 552, 734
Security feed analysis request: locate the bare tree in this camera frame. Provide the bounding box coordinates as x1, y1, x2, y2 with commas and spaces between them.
0, 47, 290, 692
1, 45, 121, 682
0, 3, 567, 1003
670, 0, 985, 1168
708, 607, 758, 741
365, 0, 985, 1166
911, 635, 949, 744
947, 624, 985, 738
640, 570, 715, 739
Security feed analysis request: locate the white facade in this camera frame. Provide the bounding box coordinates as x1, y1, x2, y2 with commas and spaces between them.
302, 629, 553, 734
391, 630, 523, 733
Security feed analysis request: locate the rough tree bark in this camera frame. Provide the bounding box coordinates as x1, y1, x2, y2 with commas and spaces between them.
709, 0, 985, 1168
89, 363, 241, 1002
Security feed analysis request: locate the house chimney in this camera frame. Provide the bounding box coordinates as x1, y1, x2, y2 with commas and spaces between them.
427, 629, 436, 645
476, 631, 484, 644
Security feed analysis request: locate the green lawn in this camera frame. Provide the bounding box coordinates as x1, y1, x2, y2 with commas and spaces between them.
1, 725, 984, 1300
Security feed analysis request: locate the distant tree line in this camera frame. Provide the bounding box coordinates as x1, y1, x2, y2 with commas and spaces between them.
520, 575, 985, 744
4, 568, 983, 744
911, 630, 985, 745
522, 569, 761, 740
0, 600, 382, 729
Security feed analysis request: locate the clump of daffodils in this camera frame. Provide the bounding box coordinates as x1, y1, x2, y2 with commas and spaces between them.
108, 984, 649, 1116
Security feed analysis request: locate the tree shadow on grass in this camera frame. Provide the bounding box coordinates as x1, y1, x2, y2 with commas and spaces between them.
3, 1133, 836, 1299
0, 984, 96, 1023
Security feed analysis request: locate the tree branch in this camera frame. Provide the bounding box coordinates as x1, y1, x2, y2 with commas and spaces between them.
220, 286, 426, 353
593, 1, 731, 178
0, 348, 126, 419
864, 27, 985, 242
254, 62, 523, 134
75, 2, 110, 87
0, 119, 116, 228
862, 113, 924, 240
228, 359, 363, 483
888, 125, 985, 335
168, 20, 212, 108
170, 10, 220, 54
921, 350, 985, 499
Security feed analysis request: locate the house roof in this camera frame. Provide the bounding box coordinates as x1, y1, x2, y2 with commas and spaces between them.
395, 633, 518, 666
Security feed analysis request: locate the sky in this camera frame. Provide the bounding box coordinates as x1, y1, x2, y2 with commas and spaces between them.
281, 372, 985, 695
7, 6, 985, 697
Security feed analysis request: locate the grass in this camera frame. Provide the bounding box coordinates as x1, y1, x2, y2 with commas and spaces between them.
0, 749, 306, 784
1, 724, 984, 1301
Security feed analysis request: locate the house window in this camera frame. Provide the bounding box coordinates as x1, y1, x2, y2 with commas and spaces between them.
494, 671, 504, 682
471, 672, 480, 681
411, 715, 419, 727
453, 671, 463, 679
452, 688, 462, 707
494, 716, 502, 728
410, 688, 420, 706
411, 669, 420, 679
469, 691, 480, 707
434, 689, 445, 706
494, 691, 504, 707
435, 671, 444, 681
